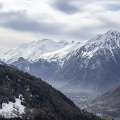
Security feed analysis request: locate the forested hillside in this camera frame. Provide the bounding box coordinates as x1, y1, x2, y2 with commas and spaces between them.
0, 64, 103, 120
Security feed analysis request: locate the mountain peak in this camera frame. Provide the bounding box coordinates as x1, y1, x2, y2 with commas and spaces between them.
79, 29, 120, 59
106, 29, 120, 35
40, 38, 54, 42
0, 60, 5, 65
89, 29, 120, 43
103, 29, 120, 44
58, 39, 68, 43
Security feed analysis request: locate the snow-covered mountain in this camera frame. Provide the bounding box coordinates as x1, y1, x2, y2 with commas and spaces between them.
39, 41, 84, 66
0, 39, 74, 64
1, 30, 120, 93
0, 60, 6, 65
81, 29, 120, 59
35, 29, 120, 66
52, 29, 120, 92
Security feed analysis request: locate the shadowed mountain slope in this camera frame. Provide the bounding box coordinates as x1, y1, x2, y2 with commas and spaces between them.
0, 64, 103, 120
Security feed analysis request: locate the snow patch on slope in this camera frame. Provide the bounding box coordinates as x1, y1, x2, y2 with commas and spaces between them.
0, 95, 25, 118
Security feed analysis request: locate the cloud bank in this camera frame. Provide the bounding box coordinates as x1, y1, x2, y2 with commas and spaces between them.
0, 0, 120, 48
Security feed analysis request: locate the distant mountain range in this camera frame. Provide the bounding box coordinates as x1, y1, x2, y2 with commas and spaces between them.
1, 30, 120, 93
0, 63, 103, 120
0, 39, 74, 63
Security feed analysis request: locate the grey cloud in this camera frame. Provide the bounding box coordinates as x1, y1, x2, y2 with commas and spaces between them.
52, 0, 80, 14
1, 11, 119, 41
0, 11, 95, 40
66, 20, 120, 40
0, 11, 65, 35
96, 15, 120, 30
68, 27, 97, 40
105, 4, 120, 11
0, 3, 3, 9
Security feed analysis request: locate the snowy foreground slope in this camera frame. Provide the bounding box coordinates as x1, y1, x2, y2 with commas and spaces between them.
1, 30, 120, 93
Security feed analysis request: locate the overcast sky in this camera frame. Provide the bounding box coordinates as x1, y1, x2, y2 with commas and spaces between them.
0, 0, 120, 49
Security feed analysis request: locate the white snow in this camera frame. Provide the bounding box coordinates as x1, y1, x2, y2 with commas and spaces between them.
1, 30, 120, 66
0, 39, 75, 64
80, 30, 120, 59
39, 41, 85, 66
0, 95, 25, 118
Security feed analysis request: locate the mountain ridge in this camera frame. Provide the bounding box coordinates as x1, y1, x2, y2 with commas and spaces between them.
0, 39, 75, 64
1, 30, 120, 93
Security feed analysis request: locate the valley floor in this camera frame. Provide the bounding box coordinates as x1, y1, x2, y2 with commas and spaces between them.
64, 91, 119, 120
